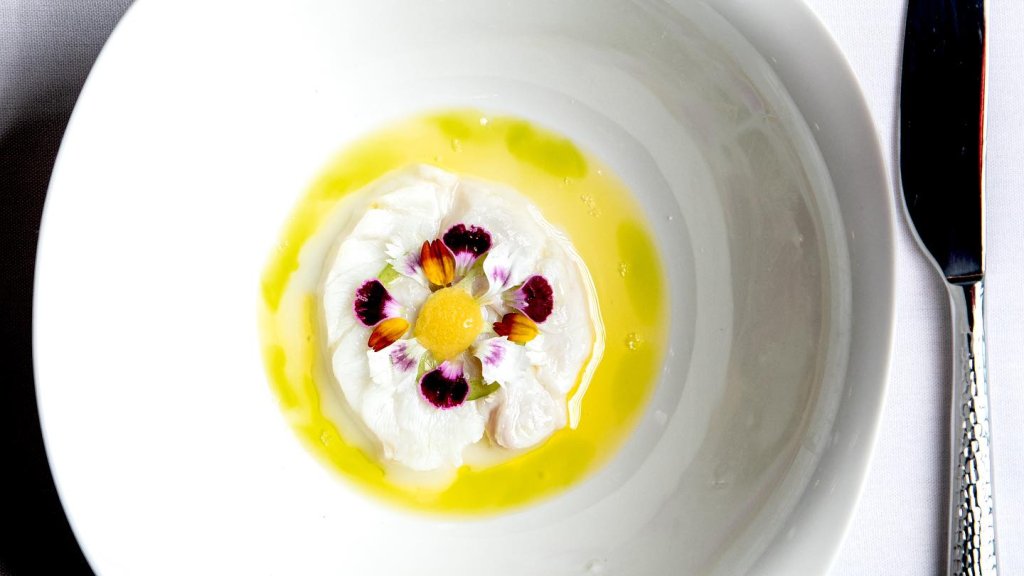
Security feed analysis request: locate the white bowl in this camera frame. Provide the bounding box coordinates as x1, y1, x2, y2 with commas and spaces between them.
34, 0, 894, 574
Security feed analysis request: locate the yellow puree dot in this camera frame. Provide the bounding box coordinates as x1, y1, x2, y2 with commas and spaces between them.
414, 287, 484, 361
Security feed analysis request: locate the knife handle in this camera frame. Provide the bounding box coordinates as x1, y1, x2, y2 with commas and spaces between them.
947, 280, 998, 576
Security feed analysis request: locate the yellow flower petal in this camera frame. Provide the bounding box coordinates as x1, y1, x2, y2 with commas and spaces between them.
368, 317, 410, 352
420, 239, 455, 287
493, 312, 538, 345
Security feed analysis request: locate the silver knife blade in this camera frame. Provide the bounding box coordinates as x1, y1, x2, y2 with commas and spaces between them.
899, 0, 987, 283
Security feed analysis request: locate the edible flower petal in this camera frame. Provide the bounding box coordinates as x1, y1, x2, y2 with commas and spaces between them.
493, 312, 539, 345
420, 361, 470, 409
473, 336, 527, 386
508, 275, 554, 323
420, 239, 456, 287
384, 241, 424, 281
482, 242, 515, 296
368, 317, 410, 352
443, 224, 492, 275
354, 279, 400, 326
389, 340, 424, 373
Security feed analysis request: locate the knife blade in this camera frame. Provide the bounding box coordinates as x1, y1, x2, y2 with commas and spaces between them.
898, 1, 996, 575
900, 0, 986, 283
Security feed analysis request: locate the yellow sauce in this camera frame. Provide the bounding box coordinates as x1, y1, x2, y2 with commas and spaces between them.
259, 110, 668, 514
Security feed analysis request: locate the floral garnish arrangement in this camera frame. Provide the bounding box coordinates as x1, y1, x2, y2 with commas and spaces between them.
323, 166, 603, 471
356, 227, 553, 404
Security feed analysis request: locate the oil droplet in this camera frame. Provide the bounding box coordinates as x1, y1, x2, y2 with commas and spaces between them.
319, 429, 331, 446
450, 138, 463, 152
585, 559, 607, 574
479, 116, 489, 126
711, 460, 734, 488
625, 332, 643, 351
667, 215, 675, 222
580, 194, 601, 217
617, 262, 629, 278
654, 409, 668, 427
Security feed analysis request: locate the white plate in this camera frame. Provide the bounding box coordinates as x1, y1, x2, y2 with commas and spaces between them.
34, 0, 894, 574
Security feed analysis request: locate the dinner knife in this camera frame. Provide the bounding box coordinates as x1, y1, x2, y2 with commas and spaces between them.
898, 1, 995, 575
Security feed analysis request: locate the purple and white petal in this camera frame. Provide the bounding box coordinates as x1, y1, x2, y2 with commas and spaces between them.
385, 241, 424, 277
505, 275, 554, 323
442, 223, 492, 276
481, 243, 532, 302
389, 340, 425, 373
367, 338, 425, 388
483, 242, 513, 293
472, 336, 527, 386
420, 361, 471, 409
353, 279, 402, 326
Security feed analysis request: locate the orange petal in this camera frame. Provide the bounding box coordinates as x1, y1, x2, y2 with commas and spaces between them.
493, 312, 538, 345
420, 239, 456, 287
368, 317, 410, 351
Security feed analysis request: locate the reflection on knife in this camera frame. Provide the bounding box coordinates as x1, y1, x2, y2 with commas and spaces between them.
899, 1, 996, 575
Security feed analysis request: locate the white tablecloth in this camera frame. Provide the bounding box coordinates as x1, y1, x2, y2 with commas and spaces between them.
1, 1, 1021, 574
804, 1, 1024, 574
